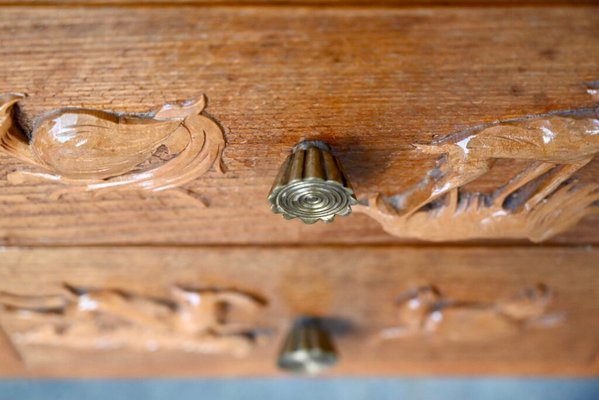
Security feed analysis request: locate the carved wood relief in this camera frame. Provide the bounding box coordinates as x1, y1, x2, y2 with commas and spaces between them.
355, 104, 599, 242
0, 93, 225, 202
0, 285, 268, 360
374, 284, 562, 344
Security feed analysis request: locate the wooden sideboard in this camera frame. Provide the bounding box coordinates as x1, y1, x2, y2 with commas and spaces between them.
0, 0, 597, 377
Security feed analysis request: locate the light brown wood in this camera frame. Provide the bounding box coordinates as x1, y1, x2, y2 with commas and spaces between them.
0, 93, 225, 200
0, 94, 225, 201
0, 6, 597, 245
2, 1, 598, 5
355, 109, 599, 241
0, 285, 267, 357
0, 3, 598, 379
374, 284, 561, 343
0, 246, 597, 377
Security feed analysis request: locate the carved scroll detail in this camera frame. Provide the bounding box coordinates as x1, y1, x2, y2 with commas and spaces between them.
0, 93, 225, 201
375, 284, 562, 344
0, 285, 268, 358
355, 104, 599, 242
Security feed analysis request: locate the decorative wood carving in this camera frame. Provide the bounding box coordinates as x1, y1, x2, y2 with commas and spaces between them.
374, 284, 563, 343
355, 105, 599, 242
0, 285, 268, 358
0, 93, 225, 201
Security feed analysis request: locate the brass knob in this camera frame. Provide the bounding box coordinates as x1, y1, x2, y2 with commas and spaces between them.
268, 141, 357, 224
277, 317, 338, 375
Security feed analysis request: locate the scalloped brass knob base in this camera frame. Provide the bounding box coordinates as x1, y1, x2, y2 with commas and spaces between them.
268, 141, 357, 224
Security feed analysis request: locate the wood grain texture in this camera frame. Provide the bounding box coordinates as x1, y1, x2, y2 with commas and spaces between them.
1, 1, 598, 6
356, 110, 599, 242
0, 246, 597, 377
0, 285, 268, 357
0, 94, 225, 200
0, 6, 597, 246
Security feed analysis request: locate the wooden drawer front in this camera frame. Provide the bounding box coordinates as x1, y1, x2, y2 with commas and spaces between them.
0, 6, 598, 246
0, 246, 597, 377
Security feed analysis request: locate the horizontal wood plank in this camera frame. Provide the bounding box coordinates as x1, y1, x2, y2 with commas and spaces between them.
1, 1, 598, 6
0, 6, 597, 246
0, 246, 597, 377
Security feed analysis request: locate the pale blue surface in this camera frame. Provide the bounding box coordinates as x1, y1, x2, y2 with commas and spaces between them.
0, 379, 598, 400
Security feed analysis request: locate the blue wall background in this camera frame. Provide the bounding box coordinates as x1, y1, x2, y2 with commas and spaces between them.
0, 378, 598, 400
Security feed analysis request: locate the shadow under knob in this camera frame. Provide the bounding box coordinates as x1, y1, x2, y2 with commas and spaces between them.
277, 317, 338, 375
268, 140, 357, 224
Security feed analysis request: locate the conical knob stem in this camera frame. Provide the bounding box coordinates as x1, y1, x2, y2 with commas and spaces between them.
277, 317, 338, 374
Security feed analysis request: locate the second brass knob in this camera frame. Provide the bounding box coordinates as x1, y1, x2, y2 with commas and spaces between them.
277, 317, 338, 375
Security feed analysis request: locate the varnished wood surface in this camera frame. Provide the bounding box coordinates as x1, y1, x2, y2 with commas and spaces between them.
1, 1, 598, 6
0, 6, 597, 246
0, 95, 226, 199
0, 1, 596, 380
0, 246, 597, 377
